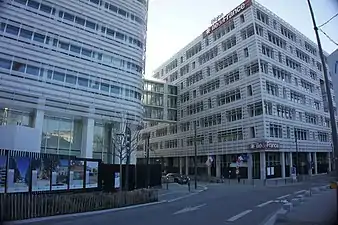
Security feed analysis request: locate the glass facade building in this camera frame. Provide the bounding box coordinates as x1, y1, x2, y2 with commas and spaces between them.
0, 0, 148, 163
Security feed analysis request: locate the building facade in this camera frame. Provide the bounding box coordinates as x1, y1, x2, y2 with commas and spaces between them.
142, 0, 335, 179
143, 78, 178, 123
0, 0, 148, 164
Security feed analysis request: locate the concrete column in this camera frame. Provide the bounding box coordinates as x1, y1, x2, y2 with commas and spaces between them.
289, 152, 293, 175
81, 117, 94, 158
33, 109, 44, 149
185, 156, 189, 175
179, 157, 184, 174
247, 153, 253, 180
312, 152, 317, 174
216, 155, 221, 178
260, 151, 266, 180
328, 152, 332, 172
281, 152, 286, 178
207, 166, 211, 177
307, 152, 312, 175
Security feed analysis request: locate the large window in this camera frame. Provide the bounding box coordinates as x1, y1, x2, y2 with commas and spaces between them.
93, 122, 110, 163
0, 108, 31, 126
41, 116, 82, 156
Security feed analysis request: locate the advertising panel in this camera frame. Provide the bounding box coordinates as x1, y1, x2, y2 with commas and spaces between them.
31, 157, 52, 192
51, 158, 69, 190
69, 160, 85, 189
114, 172, 120, 189
85, 161, 99, 188
7, 156, 30, 193
0, 155, 7, 193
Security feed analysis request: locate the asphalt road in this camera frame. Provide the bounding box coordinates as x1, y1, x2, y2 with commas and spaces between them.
10, 175, 332, 225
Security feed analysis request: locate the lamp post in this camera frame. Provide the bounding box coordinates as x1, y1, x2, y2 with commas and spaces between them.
116, 132, 124, 191
306, 0, 338, 220
145, 132, 150, 188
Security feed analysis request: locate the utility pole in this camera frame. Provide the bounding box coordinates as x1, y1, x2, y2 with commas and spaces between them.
307, 0, 338, 220
194, 122, 197, 189
145, 132, 150, 188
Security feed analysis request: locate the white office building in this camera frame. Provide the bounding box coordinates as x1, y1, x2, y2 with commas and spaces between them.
144, 0, 334, 180
0, 0, 148, 164
328, 49, 338, 106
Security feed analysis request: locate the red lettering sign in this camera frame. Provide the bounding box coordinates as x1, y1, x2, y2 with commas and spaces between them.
203, 0, 252, 36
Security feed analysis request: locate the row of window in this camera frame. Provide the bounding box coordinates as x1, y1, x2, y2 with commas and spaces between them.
0, 56, 142, 100
144, 127, 330, 150
256, 8, 319, 58
0, 22, 143, 75
270, 124, 330, 142
12, 0, 144, 50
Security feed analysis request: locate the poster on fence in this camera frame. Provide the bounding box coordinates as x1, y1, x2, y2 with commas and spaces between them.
85, 161, 99, 188
31, 158, 52, 192
0, 155, 7, 193
69, 160, 85, 189
51, 158, 69, 190
114, 172, 120, 189
7, 156, 30, 193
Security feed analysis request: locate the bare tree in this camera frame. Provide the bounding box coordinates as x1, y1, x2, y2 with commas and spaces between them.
111, 116, 143, 191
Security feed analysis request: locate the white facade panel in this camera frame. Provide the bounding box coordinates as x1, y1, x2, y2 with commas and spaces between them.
0, 0, 148, 162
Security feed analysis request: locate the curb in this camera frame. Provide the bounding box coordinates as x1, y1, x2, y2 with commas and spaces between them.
4, 200, 167, 225
261, 184, 330, 225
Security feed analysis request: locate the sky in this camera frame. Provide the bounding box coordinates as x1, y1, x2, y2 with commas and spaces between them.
145, 0, 338, 77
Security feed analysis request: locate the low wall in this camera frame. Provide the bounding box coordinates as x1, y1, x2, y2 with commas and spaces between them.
0, 189, 158, 222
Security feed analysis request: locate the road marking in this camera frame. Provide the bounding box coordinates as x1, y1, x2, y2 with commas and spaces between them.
227, 210, 252, 222
256, 200, 273, 208
159, 191, 182, 197
276, 194, 290, 199
173, 203, 207, 215
167, 186, 208, 203
167, 192, 197, 202
294, 190, 306, 194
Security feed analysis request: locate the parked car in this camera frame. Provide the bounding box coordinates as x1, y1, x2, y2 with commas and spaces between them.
165, 173, 190, 184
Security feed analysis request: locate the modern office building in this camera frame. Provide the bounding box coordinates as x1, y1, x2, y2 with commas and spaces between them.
141, 0, 335, 180
0, 0, 148, 164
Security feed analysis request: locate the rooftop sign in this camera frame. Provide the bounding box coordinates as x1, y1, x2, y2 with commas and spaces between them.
203, 0, 252, 37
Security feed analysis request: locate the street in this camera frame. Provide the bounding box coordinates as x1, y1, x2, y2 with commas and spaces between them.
9, 176, 331, 225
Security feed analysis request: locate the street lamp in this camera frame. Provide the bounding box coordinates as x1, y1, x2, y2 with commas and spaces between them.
306, 0, 338, 220
145, 132, 151, 188
194, 122, 197, 189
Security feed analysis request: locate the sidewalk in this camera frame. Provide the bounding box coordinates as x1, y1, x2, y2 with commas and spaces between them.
205, 174, 331, 187
275, 189, 337, 225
